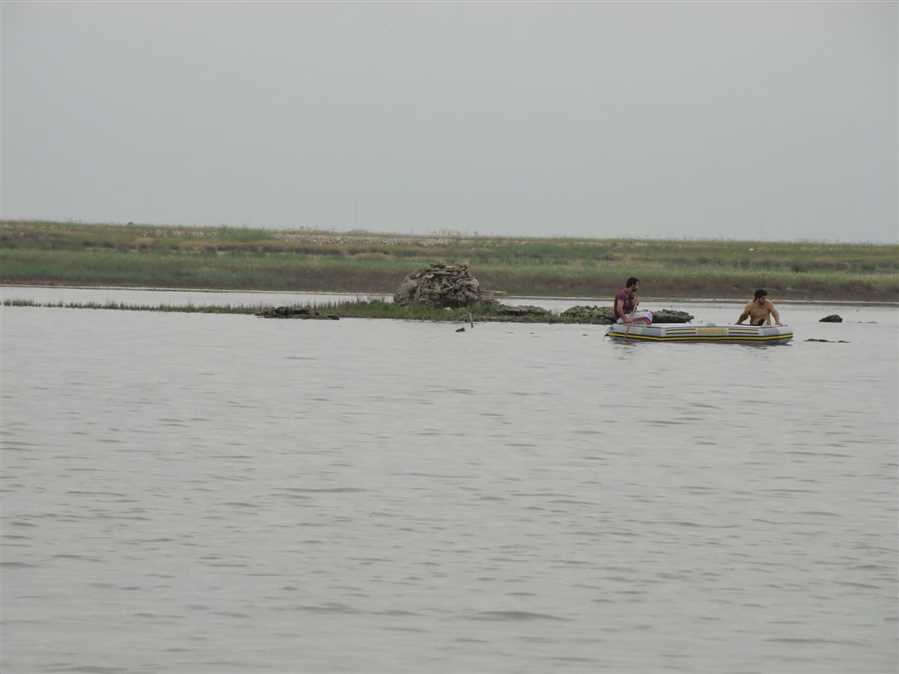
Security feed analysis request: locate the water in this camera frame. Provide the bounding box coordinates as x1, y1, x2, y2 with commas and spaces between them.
0, 285, 390, 309
2, 291, 897, 673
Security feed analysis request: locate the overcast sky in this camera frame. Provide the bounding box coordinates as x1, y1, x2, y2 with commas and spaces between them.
2, 1, 897, 242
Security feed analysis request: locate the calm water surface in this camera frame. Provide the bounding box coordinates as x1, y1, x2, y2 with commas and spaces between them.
2, 292, 897, 673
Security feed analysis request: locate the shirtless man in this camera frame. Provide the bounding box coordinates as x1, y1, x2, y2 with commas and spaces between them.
736, 289, 782, 326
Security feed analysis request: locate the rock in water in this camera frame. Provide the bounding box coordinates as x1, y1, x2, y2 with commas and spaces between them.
560, 305, 617, 324
257, 306, 339, 319
651, 309, 694, 323
560, 306, 693, 324
492, 304, 552, 319
394, 264, 482, 307
820, 314, 843, 323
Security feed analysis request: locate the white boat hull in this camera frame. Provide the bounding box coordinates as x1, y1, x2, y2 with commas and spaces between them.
606, 323, 794, 344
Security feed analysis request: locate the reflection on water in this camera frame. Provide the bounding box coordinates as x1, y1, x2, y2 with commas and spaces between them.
1, 294, 897, 673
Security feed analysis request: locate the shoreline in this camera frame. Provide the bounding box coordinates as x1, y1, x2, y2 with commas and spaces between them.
1, 298, 691, 325
2, 283, 898, 307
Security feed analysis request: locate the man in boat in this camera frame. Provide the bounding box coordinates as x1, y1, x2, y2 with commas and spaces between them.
736, 289, 782, 326
613, 277, 652, 324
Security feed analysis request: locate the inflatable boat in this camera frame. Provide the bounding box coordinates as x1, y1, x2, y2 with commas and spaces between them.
606, 323, 794, 344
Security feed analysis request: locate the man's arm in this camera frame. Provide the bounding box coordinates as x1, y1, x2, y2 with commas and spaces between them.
615, 298, 630, 323
770, 303, 781, 325
736, 304, 751, 324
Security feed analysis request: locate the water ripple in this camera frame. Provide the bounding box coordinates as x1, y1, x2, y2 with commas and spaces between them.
467, 610, 571, 622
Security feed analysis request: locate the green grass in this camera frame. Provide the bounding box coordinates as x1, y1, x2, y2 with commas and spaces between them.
2, 219, 898, 300
299, 300, 557, 322
2, 298, 256, 314
2, 298, 565, 323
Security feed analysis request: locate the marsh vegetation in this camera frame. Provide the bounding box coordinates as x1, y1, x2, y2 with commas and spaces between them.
3, 220, 897, 300
2, 298, 624, 324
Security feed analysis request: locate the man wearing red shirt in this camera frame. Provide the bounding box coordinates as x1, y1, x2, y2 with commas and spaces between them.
613, 276, 647, 324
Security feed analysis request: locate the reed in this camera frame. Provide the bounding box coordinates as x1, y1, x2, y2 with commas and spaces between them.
3, 298, 565, 322
2, 299, 258, 314
3, 220, 897, 300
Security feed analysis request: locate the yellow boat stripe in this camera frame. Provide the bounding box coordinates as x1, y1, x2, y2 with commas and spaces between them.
608, 333, 792, 342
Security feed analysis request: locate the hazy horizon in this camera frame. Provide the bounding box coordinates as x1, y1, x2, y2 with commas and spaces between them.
6, 216, 899, 247
3, 2, 897, 243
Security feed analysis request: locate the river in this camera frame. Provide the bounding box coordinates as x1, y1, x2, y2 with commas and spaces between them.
2, 287, 897, 673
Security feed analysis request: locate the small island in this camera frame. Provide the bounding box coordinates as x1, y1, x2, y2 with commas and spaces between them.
256, 263, 694, 324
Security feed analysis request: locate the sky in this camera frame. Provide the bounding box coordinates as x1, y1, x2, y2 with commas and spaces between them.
2, 1, 897, 242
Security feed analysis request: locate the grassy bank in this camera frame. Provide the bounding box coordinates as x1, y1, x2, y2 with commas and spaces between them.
3, 220, 898, 300
2, 298, 608, 324
2, 298, 256, 315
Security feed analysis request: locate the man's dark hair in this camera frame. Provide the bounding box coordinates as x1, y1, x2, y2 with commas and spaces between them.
626, 277, 640, 288
754, 288, 768, 299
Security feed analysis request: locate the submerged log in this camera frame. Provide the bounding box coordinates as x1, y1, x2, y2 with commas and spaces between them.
819, 314, 843, 323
